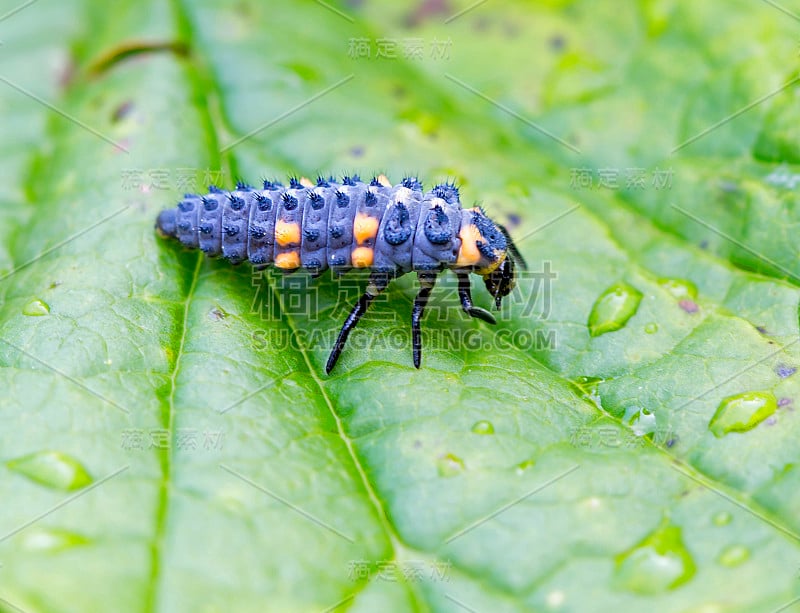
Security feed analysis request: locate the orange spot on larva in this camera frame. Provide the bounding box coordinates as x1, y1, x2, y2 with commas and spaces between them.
353, 213, 379, 245
456, 224, 482, 267
275, 220, 300, 247
351, 246, 374, 267
274, 251, 300, 269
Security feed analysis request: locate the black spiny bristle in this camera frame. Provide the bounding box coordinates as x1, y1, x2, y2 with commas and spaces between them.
401, 176, 423, 191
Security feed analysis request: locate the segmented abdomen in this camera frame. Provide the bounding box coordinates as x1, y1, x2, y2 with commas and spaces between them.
158, 176, 469, 274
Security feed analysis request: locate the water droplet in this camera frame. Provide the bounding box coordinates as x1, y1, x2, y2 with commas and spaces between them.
6, 451, 93, 490
717, 544, 749, 567
21, 527, 89, 552
23, 299, 50, 316
545, 590, 565, 607
437, 453, 465, 477
471, 420, 494, 435
712, 511, 732, 526
658, 278, 697, 300
644, 322, 658, 334
515, 459, 535, 475
613, 523, 696, 594
588, 283, 642, 337
623, 406, 657, 437
708, 391, 776, 437
574, 376, 605, 408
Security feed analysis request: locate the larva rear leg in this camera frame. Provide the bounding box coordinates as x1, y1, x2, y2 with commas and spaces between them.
411, 272, 438, 369
326, 271, 392, 374
456, 272, 497, 325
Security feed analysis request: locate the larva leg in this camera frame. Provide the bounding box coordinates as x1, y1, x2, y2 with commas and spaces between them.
456, 273, 496, 325
326, 272, 391, 374
411, 272, 438, 369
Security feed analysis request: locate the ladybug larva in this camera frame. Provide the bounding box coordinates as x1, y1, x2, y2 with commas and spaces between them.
155, 174, 527, 373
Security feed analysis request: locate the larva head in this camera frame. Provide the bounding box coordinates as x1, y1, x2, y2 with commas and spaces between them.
483, 256, 516, 309
456, 208, 516, 308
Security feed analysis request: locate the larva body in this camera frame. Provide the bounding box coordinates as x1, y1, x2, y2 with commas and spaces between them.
156, 175, 526, 373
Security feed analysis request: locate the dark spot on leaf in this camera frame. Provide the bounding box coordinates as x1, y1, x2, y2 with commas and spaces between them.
549, 34, 566, 51
776, 365, 796, 378
778, 397, 793, 407
756, 325, 768, 334
406, 0, 451, 27
699, 240, 709, 249
474, 16, 491, 31
765, 416, 778, 426
718, 180, 739, 193
209, 307, 227, 321
111, 100, 134, 123
678, 299, 698, 314
58, 55, 77, 89
350, 145, 365, 157
506, 213, 521, 228
503, 21, 521, 37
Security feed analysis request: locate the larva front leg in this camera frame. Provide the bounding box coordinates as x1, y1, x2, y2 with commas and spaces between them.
456, 272, 496, 325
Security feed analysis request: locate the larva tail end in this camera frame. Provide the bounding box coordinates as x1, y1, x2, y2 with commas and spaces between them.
155, 209, 177, 238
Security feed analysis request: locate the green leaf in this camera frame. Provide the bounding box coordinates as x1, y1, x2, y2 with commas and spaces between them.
2, 1, 800, 611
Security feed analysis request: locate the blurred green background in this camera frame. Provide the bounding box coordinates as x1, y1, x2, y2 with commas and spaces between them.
1, 0, 800, 611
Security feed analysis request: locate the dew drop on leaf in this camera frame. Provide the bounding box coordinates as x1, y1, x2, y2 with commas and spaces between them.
658, 278, 697, 300
21, 527, 90, 552
717, 544, 749, 567
644, 322, 659, 334
471, 420, 494, 435
613, 523, 696, 594
623, 406, 656, 437
437, 453, 465, 477
23, 299, 50, 316
6, 450, 93, 490
712, 511, 732, 526
573, 375, 605, 408
588, 282, 642, 337
708, 391, 776, 437
515, 459, 535, 475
